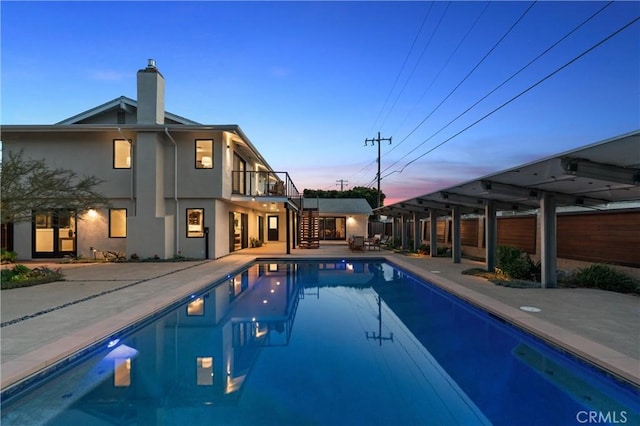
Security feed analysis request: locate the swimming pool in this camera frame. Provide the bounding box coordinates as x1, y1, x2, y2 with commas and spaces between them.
2, 260, 638, 425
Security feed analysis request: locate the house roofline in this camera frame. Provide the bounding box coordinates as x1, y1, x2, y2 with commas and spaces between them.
1, 124, 240, 132
0, 124, 277, 173
55, 96, 201, 126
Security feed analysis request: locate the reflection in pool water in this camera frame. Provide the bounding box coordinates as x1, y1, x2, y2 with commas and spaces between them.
2, 260, 639, 425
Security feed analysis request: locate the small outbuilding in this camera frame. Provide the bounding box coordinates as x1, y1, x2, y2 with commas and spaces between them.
302, 198, 373, 241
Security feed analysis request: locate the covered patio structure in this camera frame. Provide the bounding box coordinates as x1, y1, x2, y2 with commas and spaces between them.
375, 131, 640, 288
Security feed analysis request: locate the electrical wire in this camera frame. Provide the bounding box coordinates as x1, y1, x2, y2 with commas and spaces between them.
383, 14, 640, 179
365, 3, 434, 137
381, 0, 614, 177
387, 1, 537, 159
387, 1, 491, 154
377, 1, 452, 131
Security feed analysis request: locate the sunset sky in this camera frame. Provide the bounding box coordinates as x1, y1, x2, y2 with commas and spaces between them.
2, 1, 639, 204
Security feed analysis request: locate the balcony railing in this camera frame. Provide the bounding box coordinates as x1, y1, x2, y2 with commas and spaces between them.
232, 170, 301, 201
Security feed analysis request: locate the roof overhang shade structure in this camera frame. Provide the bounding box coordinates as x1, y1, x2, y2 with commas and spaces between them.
375, 131, 640, 288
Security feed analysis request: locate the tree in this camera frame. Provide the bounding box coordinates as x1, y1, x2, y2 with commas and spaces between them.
1, 150, 110, 224
303, 186, 385, 210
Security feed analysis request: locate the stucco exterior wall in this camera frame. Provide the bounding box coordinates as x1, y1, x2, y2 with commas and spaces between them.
345, 215, 369, 238
3, 132, 133, 199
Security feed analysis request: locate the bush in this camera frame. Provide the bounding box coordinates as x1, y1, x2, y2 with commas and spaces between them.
568, 264, 639, 294
437, 246, 450, 256
1, 249, 17, 263
496, 246, 538, 280
1, 264, 64, 289
250, 237, 263, 248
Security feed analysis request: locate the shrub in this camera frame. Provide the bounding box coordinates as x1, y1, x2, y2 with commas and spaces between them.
569, 264, 639, 294
1, 264, 64, 289
250, 237, 263, 248
437, 246, 450, 256
496, 246, 537, 280
1, 249, 17, 263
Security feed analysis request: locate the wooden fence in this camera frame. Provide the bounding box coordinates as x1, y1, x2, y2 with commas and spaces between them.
418, 209, 639, 268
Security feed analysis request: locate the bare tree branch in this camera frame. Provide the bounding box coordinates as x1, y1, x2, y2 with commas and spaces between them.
1, 150, 111, 224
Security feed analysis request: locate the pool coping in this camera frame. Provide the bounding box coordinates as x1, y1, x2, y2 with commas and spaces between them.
388, 256, 640, 388
1, 255, 638, 396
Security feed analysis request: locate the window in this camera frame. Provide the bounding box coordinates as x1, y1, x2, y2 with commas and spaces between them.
114, 358, 131, 387
109, 209, 127, 238
114, 139, 131, 169
196, 139, 213, 168
187, 297, 204, 316
187, 208, 204, 237
232, 153, 246, 194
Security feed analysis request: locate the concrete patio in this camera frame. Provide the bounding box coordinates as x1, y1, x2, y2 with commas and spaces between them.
1, 241, 638, 394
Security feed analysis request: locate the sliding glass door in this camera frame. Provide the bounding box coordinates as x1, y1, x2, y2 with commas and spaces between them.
319, 217, 346, 240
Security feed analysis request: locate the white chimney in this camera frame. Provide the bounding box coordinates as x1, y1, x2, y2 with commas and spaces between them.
137, 59, 165, 124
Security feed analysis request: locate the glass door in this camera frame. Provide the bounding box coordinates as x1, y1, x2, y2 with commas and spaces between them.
267, 215, 279, 241
33, 210, 76, 258
319, 217, 346, 240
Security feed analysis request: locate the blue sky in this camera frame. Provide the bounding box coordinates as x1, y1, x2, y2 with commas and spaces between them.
2, 1, 639, 204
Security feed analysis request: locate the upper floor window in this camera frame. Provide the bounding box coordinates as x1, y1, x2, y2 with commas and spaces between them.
114, 139, 131, 169
232, 153, 246, 194
196, 139, 213, 169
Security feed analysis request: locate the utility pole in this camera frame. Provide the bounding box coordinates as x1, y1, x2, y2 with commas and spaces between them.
365, 296, 394, 346
336, 179, 349, 191
364, 131, 392, 208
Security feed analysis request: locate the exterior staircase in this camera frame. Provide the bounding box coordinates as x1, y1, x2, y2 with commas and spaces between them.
299, 208, 319, 249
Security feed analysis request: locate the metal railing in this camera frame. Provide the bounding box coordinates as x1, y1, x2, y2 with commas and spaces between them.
232, 170, 301, 202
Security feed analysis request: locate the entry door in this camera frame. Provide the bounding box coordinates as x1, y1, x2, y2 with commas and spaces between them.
267, 215, 279, 241
33, 210, 76, 258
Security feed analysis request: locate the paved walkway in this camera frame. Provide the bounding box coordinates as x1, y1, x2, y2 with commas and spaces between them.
2, 242, 638, 393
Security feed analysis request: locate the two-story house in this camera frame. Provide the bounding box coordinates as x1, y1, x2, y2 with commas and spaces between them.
1, 60, 301, 260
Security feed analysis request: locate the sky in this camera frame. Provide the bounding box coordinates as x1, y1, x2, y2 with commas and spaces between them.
2, 1, 639, 205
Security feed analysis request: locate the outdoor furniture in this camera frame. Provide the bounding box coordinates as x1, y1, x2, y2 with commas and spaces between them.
350, 236, 365, 251
365, 234, 381, 251
270, 181, 285, 195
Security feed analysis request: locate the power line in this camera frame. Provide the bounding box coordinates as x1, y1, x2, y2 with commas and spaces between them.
366, 3, 434, 136
388, 1, 537, 160
377, 1, 452, 131
383, 13, 640, 179
381, 0, 614, 177
387, 1, 491, 151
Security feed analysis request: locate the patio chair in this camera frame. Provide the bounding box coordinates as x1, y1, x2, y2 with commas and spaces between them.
365, 234, 381, 251
270, 181, 285, 195
351, 236, 365, 251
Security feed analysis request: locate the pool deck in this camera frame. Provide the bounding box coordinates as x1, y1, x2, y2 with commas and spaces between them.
2, 242, 639, 393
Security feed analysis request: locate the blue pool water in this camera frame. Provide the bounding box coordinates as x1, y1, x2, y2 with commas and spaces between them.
1, 260, 639, 425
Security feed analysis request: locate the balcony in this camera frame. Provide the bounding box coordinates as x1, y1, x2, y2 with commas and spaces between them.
232, 170, 301, 202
